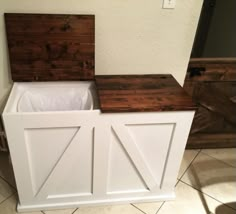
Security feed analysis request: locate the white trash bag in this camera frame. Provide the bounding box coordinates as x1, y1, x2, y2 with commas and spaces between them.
18, 88, 93, 112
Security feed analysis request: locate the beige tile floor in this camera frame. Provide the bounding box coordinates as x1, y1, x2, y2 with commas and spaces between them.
0, 148, 236, 214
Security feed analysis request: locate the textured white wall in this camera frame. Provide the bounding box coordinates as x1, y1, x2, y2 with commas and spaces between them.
0, 0, 203, 111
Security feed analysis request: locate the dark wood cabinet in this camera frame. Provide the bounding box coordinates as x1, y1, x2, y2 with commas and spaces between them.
184, 58, 236, 149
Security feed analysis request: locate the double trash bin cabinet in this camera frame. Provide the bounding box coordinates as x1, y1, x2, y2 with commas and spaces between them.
2, 13, 196, 212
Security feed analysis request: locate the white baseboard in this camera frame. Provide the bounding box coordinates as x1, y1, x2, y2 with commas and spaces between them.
17, 193, 175, 212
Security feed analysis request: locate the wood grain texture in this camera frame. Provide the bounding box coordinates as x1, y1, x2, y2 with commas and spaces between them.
95, 74, 197, 113
184, 58, 236, 149
187, 133, 236, 149
5, 13, 95, 81
186, 58, 236, 81
191, 83, 236, 126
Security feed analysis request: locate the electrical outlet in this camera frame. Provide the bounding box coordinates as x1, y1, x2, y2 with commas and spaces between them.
163, 0, 176, 9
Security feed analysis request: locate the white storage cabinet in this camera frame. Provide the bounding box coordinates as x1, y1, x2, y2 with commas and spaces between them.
3, 81, 195, 211
2, 13, 196, 212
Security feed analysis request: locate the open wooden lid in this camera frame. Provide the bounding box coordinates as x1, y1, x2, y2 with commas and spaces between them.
5, 13, 95, 81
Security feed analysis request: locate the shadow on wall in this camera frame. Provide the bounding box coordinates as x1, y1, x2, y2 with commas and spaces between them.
0, 91, 11, 113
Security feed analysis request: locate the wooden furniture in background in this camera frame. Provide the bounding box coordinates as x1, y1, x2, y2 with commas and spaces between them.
184, 58, 236, 149
0, 119, 8, 152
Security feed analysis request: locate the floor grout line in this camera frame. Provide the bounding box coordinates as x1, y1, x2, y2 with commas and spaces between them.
0, 192, 15, 206
175, 179, 181, 187
1, 149, 235, 213
72, 207, 79, 214
178, 149, 201, 181
200, 150, 236, 168
0, 174, 17, 191
42, 208, 78, 214
155, 201, 165, 214
179, 180, 236, 211
131, 203, 147, 214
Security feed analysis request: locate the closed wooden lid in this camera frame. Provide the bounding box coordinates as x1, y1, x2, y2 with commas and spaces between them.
95, 74, 197, 113
5, 13, 95, 81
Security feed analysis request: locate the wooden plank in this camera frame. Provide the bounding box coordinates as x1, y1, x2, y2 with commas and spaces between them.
5, 13, 95, 81
185, 58, 236, 81
0, 119, 8, 152
95, 74, 197, 113
190, 106, 236, 134
193, 83, 236, 125
184, 57, 236, 149
190, 58, 236, 64
186, 133, 236, 149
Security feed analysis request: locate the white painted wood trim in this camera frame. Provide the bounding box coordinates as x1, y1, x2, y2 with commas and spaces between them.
92, 124, 111, 196
17, 192, 175, 212
111, 124, 157, 191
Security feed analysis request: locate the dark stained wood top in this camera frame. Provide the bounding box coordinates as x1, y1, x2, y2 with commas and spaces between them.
95, 74, 197, 113
187, 58, 236, 81
5, 13, 95, 81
